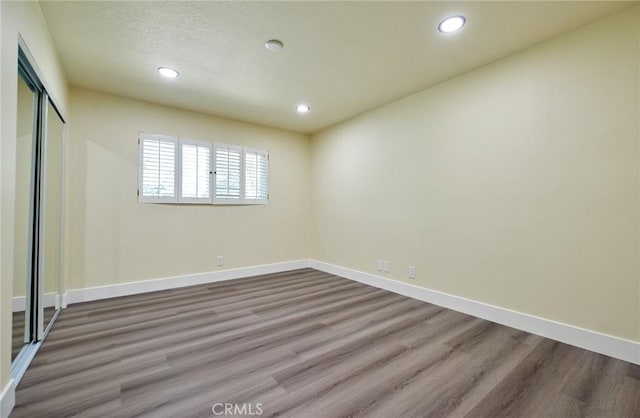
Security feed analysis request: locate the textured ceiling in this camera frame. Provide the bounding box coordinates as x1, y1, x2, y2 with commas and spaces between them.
39, 1, 636, 134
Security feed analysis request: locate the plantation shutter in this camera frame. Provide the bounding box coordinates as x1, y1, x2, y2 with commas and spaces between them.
214, 143, 243, 203
180, 139, 212, 203
244, 148, 268, 204
138, 133, 177, 203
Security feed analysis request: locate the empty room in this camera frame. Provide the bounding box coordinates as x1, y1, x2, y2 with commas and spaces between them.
1, 1, 639, 417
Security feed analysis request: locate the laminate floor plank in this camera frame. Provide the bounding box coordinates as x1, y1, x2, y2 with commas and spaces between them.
10, 268, 640, 418
120, 347, 297, 417
11, 311, 25, 362
60, 270, 329, 318
358, 325, 529, 418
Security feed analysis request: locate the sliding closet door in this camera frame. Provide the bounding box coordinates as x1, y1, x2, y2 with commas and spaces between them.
12, 48, 66, 377
40, 101, 64, 333
13, 71, 38, 360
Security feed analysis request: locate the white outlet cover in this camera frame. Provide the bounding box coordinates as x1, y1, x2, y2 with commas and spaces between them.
217, 256, 224, 266
383, 261, 390, 273
408, 266, 416, 279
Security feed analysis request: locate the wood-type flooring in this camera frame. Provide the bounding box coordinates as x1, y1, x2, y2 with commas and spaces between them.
10, 269, 640, 417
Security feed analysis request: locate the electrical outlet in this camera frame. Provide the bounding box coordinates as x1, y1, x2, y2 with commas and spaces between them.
217, 256, 224, 266
382, 261, 390, 273
408, 266, 416, 279
376, 260, 383, 271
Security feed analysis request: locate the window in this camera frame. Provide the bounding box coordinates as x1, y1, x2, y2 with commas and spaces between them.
138, 133, 268, 205
244, 148, 268, 204
214, 143, 243, 204
139, 133, 178, 203
180, 139, 212, 203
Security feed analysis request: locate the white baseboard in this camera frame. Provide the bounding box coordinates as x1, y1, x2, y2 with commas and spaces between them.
67, 260, 310, 304
309, 260, 640, 365
0, 379, 15, 418
12, 292, 58, 312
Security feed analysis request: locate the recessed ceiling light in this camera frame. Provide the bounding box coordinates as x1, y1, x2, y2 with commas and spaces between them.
438, 16, 466, 33
265, 39, 284, 52
296, 104, 310, 113
157, 67, 179, 78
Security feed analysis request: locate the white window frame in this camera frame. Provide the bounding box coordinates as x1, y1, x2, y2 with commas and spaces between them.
138, 133, 178, 203
243, 147, 269, 205
138, 133, 269, 205
178, 138, 213, 204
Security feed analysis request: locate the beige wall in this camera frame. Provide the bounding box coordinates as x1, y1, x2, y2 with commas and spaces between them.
311, 7, 640, 342
65, 87, 311, 291
1, 0, 68, 396
0, 0, 4, 398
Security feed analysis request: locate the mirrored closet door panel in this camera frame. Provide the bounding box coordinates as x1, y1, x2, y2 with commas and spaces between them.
41, 100, 64, 333
13, 70, 38, 361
